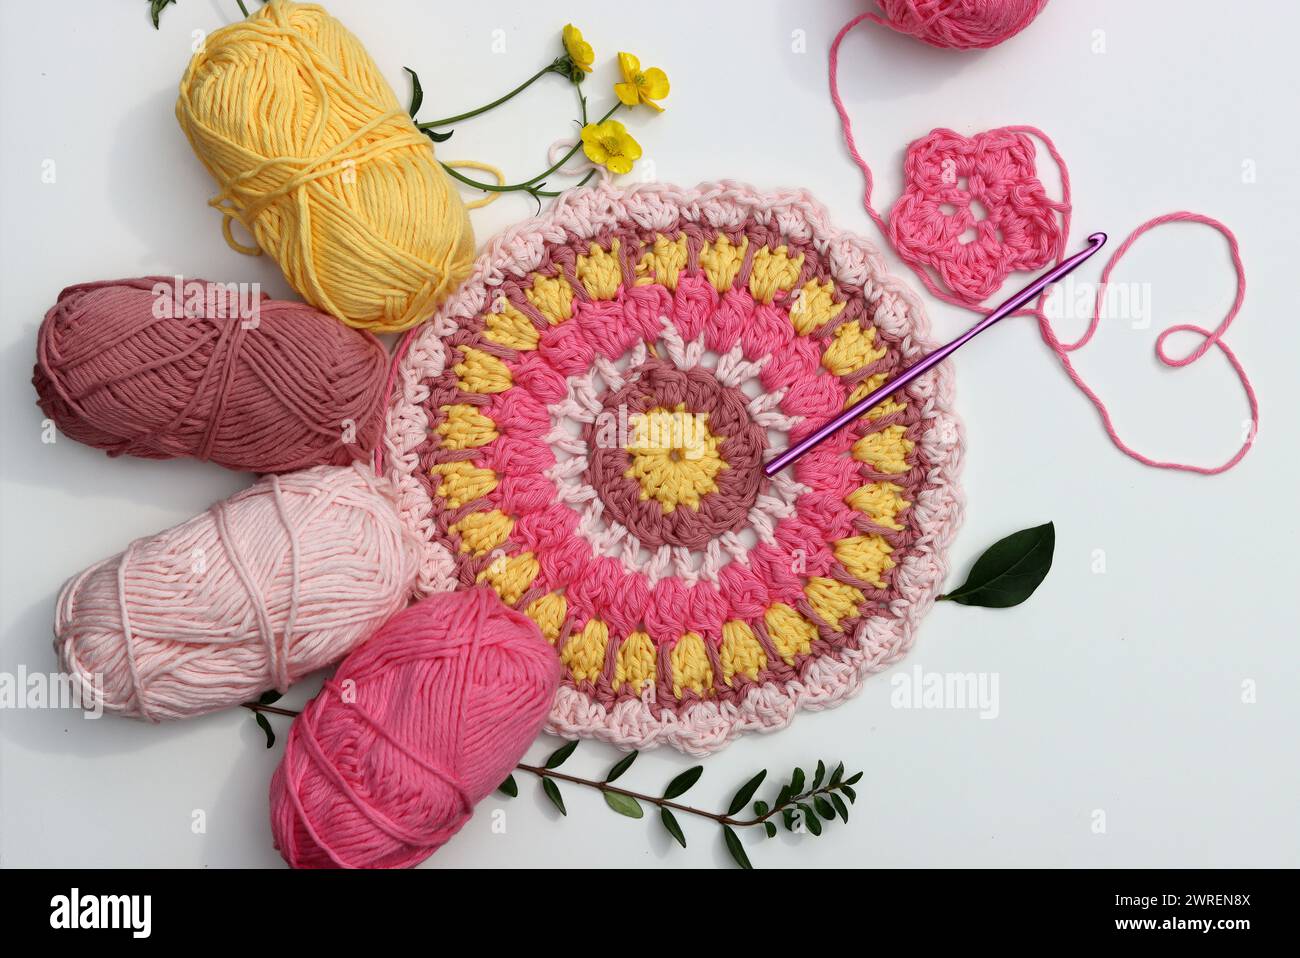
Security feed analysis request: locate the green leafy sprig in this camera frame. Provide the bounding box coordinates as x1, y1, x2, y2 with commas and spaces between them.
503, 743, 862, 869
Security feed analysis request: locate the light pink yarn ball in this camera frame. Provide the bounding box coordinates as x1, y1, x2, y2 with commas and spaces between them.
269, 588, 561, 869
870, 0, 1049, 49
55, 464, 417, 721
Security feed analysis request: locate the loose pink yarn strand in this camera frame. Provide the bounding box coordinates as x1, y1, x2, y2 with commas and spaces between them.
828, 14, 1258, 475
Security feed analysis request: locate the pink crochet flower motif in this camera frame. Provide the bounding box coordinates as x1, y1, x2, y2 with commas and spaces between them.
888, 127, 1067, 306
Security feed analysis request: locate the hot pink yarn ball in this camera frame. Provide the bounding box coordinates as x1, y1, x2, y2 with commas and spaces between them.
55, 464, 417, 720
33, 277, 389, 474
869, 0, 1049, 49
269, 588, 561, 869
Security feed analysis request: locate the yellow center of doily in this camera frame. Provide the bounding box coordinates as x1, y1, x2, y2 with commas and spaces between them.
623, 404, 727, 512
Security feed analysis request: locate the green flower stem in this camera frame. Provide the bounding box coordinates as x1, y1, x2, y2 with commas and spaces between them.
417, 59, 569, 129
242, 701, 836, 829
246, 703, 297, 718
439, 101, 621, 197
236, 0, 250, 16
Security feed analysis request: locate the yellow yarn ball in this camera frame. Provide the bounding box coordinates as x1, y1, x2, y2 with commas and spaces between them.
176, 0, 474, 333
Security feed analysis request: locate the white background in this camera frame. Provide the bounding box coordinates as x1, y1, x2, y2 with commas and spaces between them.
2, 0, 1297, 868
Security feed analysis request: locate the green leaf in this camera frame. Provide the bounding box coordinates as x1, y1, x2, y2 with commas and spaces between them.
541, 777, 566, 816
544, 740, 578, 769
148, 0, 177, 29
660, 808, 687, 849
829, 762, 844, 786
753, 800, 769, 816
421, 127, 455, 144
604, 751, 638, 784
941, 522, 1055, 608
781, 808, 796, 831
812, 760, 825, 789
814, 796, 836, 821
799, 804, 822, 836
764, 822, 777, 838
727, 770, 768, 816
254, 712, 275, 749
602, 790, 643, 818
830, 793, 849, 822
843, 771, 863, 787
403, 66, 424, 117
722, 825, 752, 869
663, 765, 703, 800
789, 767, 806, 795
842, 784, 857, 804
497, 774, 518, 798
257, 689, 282, 706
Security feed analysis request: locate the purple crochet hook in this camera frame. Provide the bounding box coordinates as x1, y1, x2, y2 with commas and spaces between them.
763, 232, 1108, 478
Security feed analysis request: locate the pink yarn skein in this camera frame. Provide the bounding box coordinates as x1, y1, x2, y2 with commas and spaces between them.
33, 277, 389, 474
55, 464, 417, 721
269, 588, 561, 869
866, 0, 1048, 49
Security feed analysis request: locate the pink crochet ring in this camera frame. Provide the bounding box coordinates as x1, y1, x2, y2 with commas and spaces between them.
380, 182, 963, 755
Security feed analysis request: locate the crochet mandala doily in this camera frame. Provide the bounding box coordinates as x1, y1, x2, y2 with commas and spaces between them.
383, 182, 964, 754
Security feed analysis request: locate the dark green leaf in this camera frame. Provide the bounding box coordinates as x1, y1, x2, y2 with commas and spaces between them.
254, 712, 275, 749
149, 0, 177, 29
753, 800, 769, 816
660, 808, 687, 848
544, 740, 578, 769
403, 66, 424, 117
663, 765, 703, 800
541, 777, 566, 815
830, 793, 849, 822
604, 751, 638, 784
764, 822, 777, 838
799, 804, 822, 836
843, 771, 863, 787
829, 762, 844, 786
602, 790, 643, 818
814, 796, 836, 821
782, 808, 796, 831
842, 784, 857, 804
421, 127, 455, 144
497, 774, 518, 798
789, 767, 806, 795
941, 522, 1055, 608
257, 689, 282, 706
775, 784, 792, 809
812, 760, 825, 789
727, 770, 768, 816
722, 825, 752, 869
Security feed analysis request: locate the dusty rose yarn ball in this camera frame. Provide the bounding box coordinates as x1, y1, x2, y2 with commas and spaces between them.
269, 588, 561, 869
33, 277, 388, 474
55, 464, 417, 720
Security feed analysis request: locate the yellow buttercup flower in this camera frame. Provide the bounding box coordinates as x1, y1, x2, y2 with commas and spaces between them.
580, 119, 642, 175
614, 52, 669, 112
562, 24, 594, 74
